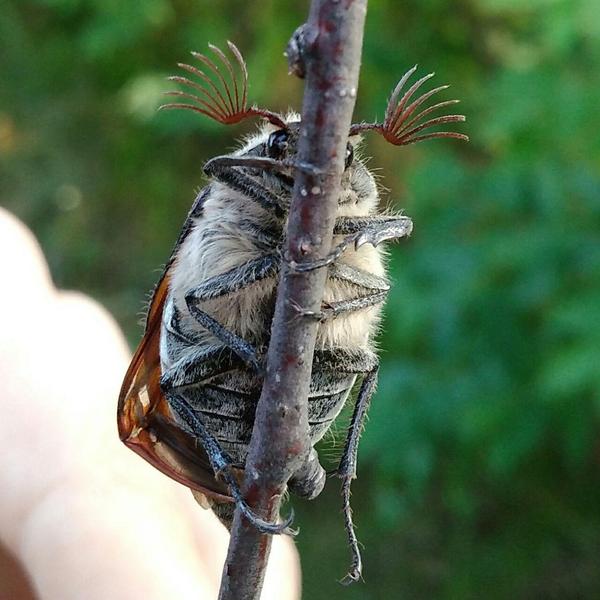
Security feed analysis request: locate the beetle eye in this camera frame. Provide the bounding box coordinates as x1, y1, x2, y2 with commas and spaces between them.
267, 129, 289, 160
345, 142, 354, 169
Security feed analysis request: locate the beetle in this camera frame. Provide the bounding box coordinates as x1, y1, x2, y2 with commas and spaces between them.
118, 41, 467, 581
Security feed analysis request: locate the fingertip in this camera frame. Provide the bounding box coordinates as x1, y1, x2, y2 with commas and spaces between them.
0, 208, 54, 298
55, 291, 131, 367
263, 535, 301, 600
18, 485, 215, 600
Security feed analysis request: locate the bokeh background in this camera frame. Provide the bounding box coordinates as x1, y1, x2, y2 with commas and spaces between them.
2, 0, 600, 598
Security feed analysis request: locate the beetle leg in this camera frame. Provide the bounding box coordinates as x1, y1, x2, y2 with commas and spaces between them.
165, 390, 293, 535
160, 346, 242, 390
329, 261, 389, 292
187, 254, 280, 301
290, 215, 413, 272
184, 254, 281, 372
293, 262, 390, 322
237, 218, 281, 250
204, 155, 290, 217
319, 262, 390, 319
186, 305, 263, 371
288, 232, 356, 272
288, 446, 326, 500
342, 214, 413, 250
311, 348, 380, 583
333, 214, 413, 239
337, 365, 379, 584
293, 291, 388, 322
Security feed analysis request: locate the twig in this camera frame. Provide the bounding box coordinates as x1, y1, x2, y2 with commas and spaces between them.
217, 2, 368, 599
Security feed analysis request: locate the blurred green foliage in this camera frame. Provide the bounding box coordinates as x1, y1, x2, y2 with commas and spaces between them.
2, 0, 600, 597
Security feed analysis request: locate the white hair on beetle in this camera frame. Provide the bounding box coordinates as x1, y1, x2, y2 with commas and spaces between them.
167, 116, 389, 358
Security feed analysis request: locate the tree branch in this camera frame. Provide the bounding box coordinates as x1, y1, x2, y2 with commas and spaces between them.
218, 2, 368, 598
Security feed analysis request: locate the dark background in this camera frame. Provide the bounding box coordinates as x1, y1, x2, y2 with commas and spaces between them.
2, 0, 600, 598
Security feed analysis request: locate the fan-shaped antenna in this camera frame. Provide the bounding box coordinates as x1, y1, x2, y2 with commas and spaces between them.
350, 65, 468, 145
160, 41, 287, 129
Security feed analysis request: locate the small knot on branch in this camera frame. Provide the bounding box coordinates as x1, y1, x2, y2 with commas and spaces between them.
285, 23, 317, 79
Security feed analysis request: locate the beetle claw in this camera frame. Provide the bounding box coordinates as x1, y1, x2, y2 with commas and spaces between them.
340, 564, 363, 586
237, 502, 295, 535
217, 463, 295, 534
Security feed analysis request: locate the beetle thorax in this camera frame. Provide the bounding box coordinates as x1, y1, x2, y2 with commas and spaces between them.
167, 137, 387, 354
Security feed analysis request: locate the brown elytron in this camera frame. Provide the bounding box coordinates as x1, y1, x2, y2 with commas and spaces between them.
118, 269, 232, 502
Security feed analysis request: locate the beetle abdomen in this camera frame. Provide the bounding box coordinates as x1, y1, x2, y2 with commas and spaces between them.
174, 367, 356, 464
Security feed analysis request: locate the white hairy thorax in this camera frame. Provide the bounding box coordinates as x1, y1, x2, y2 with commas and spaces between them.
166, 120, 388, 358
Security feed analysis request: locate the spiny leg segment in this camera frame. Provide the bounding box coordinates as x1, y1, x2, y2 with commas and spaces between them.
292, 215, 413, 272
338, 367, 379, 584
313, 347, 380, 583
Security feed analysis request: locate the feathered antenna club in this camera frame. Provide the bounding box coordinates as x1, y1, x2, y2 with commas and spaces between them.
350, 65, 469, 145
160, 41, 287, 129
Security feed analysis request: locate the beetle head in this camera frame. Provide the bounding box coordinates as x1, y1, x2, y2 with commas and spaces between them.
162, 43, 468, 213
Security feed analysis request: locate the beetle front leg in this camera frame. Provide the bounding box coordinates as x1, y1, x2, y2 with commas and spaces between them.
204, 155, 290, 217
290, 215, 413, 272
333, 214, 413, 240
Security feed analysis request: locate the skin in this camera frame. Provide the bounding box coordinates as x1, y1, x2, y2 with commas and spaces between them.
0, 207, 300, 600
